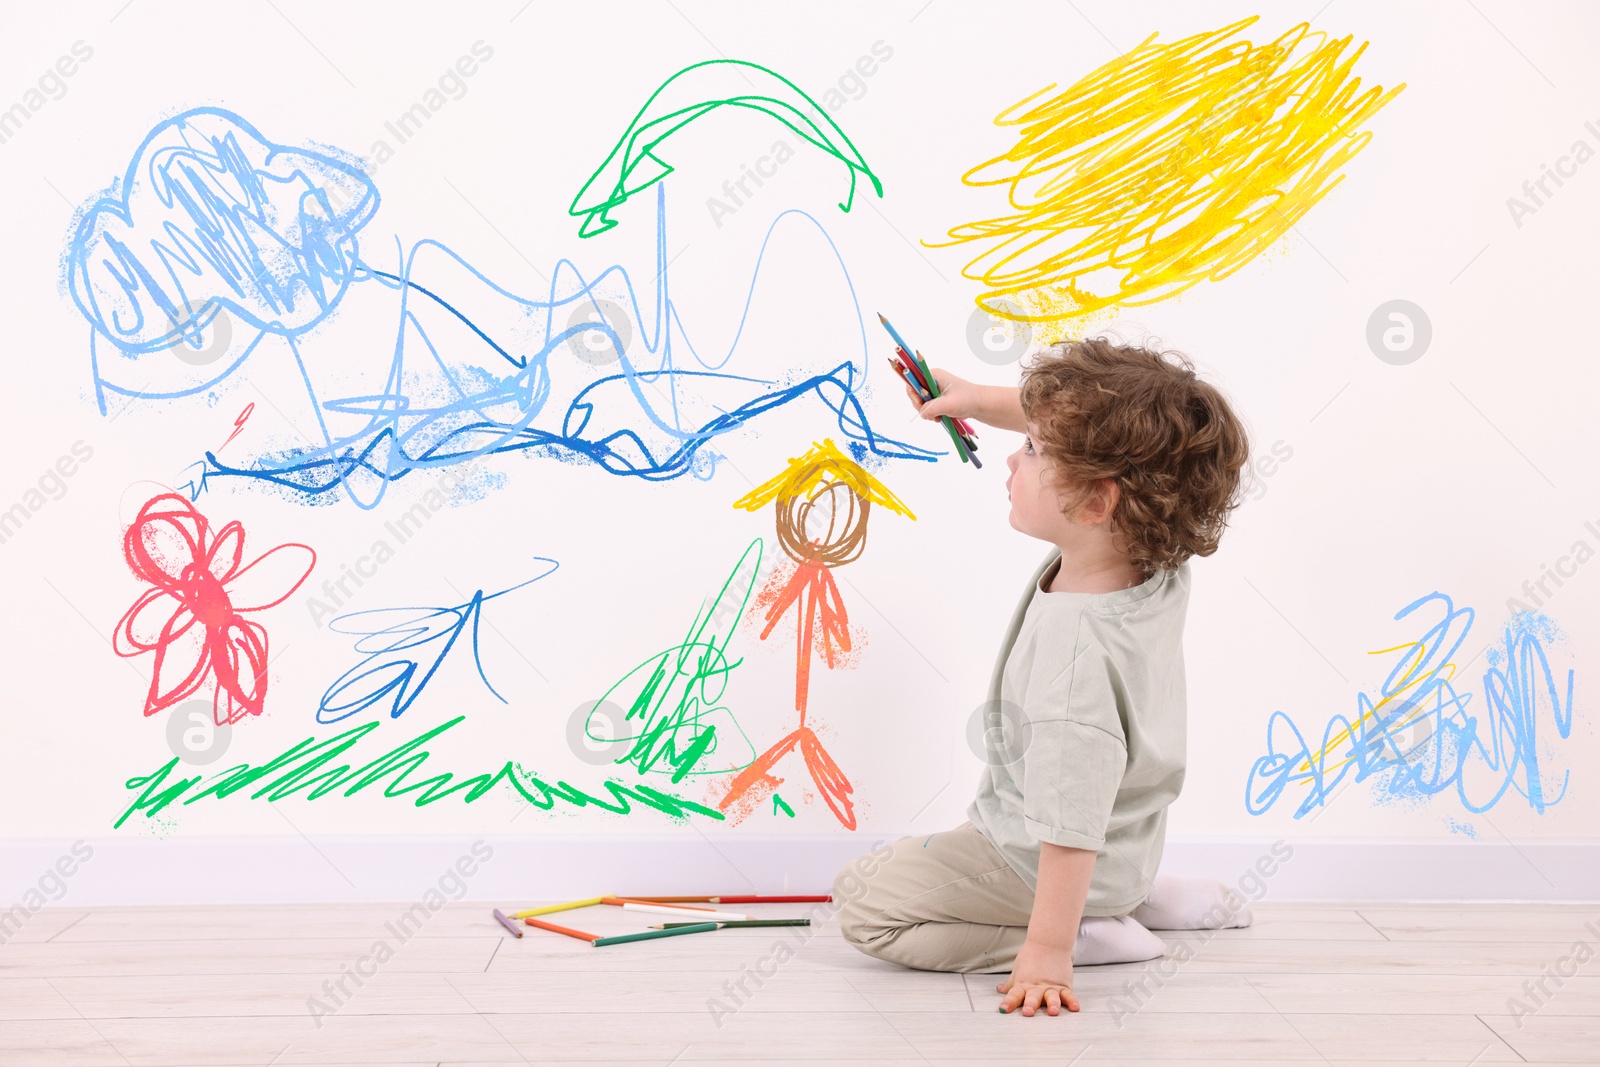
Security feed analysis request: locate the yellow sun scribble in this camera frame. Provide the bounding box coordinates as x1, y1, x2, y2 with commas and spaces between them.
731, 438, 915, 519
927, 15, 1405, 327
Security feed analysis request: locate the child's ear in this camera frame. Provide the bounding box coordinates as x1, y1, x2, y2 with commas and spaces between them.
1082, 478, 1119, 523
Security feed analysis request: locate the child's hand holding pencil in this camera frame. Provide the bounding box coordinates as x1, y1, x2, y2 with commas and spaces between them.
877, 312, 983, 468
894, 360, 1030, 437
898, 365, 982, 425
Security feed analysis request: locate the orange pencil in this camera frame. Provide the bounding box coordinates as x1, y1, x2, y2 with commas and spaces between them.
621, 896, 719, 903
601, 895, 714, 912
523, 915, 599, 943
706, 895, 832, 904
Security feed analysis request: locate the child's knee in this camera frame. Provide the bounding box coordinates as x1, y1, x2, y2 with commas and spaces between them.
831, 838, 899, 946
831, 862, 873, 945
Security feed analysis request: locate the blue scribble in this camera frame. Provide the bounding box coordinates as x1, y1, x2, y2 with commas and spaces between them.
1245, 595, 1576, 819
317, 560, 558, 724
64, 108, 941, 510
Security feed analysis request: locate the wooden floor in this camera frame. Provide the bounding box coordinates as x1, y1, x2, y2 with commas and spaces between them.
2, 900, 1597, 1064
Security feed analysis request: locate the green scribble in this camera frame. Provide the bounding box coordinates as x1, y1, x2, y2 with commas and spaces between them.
114, 715, 725, 829
773, 794, 794, 817
588, 538, 764, 783
569, 59, 883, 237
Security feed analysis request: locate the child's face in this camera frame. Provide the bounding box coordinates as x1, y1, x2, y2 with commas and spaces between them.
1005, 420, 1077, 542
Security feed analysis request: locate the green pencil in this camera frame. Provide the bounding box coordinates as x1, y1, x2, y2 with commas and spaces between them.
912, 348, 973, 464
591, 922, 721, 947
877, 312, 977, 466
655, 919, 812, 929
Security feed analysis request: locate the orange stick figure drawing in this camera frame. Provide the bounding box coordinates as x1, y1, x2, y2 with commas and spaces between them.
717, 439, 915, 829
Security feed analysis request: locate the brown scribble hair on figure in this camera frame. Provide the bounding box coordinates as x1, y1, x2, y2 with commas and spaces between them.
1019, 338, 1251, 576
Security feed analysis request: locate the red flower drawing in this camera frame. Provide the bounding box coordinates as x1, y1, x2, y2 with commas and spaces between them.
113, 493, 315, 725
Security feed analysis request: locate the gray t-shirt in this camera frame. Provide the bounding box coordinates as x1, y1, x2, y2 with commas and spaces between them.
966, 548, 1190, 916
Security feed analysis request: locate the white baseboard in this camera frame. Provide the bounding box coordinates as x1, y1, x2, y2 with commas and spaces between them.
2, 835, 1597, 908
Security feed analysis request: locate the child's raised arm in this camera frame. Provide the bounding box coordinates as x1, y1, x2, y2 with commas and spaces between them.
901, 367, 1027, 435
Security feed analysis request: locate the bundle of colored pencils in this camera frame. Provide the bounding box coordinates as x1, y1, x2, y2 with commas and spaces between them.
877, 312, 980, 468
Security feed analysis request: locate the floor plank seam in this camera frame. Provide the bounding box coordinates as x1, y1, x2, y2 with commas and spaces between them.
1473, 1011, 1530, 1063
1353, 909, 1392, 941
44, 912, 90, 943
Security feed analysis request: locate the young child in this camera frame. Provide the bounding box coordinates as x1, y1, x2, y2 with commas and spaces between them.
834, 337, 1253, 1017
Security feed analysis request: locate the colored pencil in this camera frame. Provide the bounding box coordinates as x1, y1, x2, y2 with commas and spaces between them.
619, 901, 750, 921
877, 313, 979, 464
600, 895, 719, 913
492, 907, 524, 939
592, 922, 722, 947
889, 356, 931, 401
910, 345, 978, 466
710, 895, 832, 904
891, 346, 943, 413
877, 312, 917, 361
508, 895, 609, 919
523, 915, 601, 942
654, 919, 813, 928
622, 895, 833, 904
879, 317, 953, 418
887, 353, 979, 441
908, 345, 962, 427
891, 346, 930, 390
899, 341, 969, 437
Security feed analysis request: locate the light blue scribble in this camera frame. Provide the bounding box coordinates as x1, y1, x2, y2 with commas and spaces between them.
1245, 594, 1576, 819
63, 108, 944, 511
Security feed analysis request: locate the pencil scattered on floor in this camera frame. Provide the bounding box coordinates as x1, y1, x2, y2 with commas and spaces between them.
509, 895, 609, 919
625, 895, 832, 904
492, 908, 523, 938
653, 919, 812, 929
616, 901, 751, 921
494, 893, 829, 945
523, 915, 601, 943
592, 923, 722, 947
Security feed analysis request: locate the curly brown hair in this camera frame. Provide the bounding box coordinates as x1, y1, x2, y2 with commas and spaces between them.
1019, 337, 1250, 575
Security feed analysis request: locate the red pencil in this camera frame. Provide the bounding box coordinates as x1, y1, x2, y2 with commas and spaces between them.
891, 348, 978, 439
709, 895, 833, 904
893, 345, 933, 392
524, 915, 599, 943
887, 356, 931, 401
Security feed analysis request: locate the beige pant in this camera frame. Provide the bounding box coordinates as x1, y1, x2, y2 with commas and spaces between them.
833, 820, 1041, 973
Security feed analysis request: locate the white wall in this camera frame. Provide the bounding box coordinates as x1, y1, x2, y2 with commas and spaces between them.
1, 1, 1594, 904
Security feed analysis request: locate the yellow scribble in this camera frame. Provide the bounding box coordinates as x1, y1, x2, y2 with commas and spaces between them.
927, 14, 1405, 326
732, 438, 915, 519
